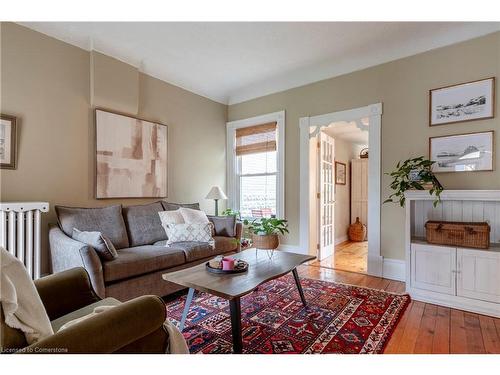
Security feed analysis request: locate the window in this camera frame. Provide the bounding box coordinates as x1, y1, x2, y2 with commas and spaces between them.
227, 112, 284, 220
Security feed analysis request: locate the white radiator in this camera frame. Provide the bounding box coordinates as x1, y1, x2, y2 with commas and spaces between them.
0, 202, 49, 279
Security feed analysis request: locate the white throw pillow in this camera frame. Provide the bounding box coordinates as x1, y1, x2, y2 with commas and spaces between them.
179, 207, 210, 224
158, 210, 185, 231
164, 223, 214, 247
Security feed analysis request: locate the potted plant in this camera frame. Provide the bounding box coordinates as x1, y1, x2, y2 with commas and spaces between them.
384, 156, 444, 207
243, 217, 289, 256
221, 208, 241, 220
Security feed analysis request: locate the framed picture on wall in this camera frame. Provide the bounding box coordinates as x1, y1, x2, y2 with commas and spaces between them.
0, 114, 17, 170
429, 131, 494, 173
95, 108, 168, 199
429, 77, 495, 126
335, 161, 347, 185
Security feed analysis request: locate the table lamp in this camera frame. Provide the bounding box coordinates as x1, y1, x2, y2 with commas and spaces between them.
205, 186, 227, 216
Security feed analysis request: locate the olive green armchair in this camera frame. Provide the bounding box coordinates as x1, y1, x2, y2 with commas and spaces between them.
1, 267, 169, 354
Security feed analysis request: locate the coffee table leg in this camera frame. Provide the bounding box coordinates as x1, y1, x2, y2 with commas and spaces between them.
292, 268, 307, 306
179, 288, 195, 331
229, 297, 243, 354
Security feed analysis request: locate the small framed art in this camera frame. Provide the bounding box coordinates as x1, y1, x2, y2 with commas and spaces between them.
429, 131, 494, 173
0, 114, 17, 170
429, 77, 495, 126
335, 161, 347, 185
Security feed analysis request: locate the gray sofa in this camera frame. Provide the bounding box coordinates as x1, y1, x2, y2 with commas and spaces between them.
49, 201, 242, 301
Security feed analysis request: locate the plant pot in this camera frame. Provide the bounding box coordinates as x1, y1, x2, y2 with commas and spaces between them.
348, 217, 367, 242
251, 234, 279, 250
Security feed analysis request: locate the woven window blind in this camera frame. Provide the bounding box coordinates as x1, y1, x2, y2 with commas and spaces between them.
235, 122, 277, 156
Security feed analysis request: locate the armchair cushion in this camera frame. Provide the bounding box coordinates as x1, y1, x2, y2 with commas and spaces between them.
122, 202, 167, 247
51, 297, 121, 332
103, 246, 186, 283
55, 204, 129, 249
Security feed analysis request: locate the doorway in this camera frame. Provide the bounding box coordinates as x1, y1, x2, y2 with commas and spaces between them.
299, 103, 383, 277
309, 121, 369, 273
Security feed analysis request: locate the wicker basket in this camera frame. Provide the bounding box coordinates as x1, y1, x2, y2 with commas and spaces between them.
425, 221, 490, 249
252, 234, 280, 250
348, 217, 367, 242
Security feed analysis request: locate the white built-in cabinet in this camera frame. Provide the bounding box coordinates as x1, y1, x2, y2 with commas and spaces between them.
351, 158, 368, 228
405, 190, 500, 318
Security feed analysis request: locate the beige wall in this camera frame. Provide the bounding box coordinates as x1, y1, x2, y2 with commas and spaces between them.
0, 23, 227, 273
228, 31, 500, 260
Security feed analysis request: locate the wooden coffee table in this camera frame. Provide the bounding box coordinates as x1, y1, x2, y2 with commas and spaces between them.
162, 249, 315, 353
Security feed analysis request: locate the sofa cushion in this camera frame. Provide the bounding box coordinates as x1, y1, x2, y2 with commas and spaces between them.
51, 297, 121, 332
214, 236, 238, 253
122, 202, 167, 247
162, 202, 200, 211
167, 241, 221, 262
56, 205, 129, 249
103, 246, 186, 283
153, 237, 238, 254
208, 216, 236, 237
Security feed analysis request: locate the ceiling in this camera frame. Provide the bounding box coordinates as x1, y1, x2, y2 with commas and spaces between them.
324, 120, 369, 145
19, 22, 500, 104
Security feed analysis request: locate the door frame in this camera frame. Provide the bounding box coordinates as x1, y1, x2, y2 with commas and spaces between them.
299, 103, 383, 276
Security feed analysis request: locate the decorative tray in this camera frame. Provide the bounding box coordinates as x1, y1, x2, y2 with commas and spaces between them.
205, 259, 249, 274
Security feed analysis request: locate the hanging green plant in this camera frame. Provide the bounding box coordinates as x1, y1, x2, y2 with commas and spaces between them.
384, 156, 443, 208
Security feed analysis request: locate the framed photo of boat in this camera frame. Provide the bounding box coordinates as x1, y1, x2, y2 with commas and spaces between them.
429, 131, 494, 173
429, 77, 495, 126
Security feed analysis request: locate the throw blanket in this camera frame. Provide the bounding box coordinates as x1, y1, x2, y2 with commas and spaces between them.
59, 305, 189, 354
0, 247, 54, 344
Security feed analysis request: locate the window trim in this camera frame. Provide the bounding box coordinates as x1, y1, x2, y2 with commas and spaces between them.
226, 110, 285, 219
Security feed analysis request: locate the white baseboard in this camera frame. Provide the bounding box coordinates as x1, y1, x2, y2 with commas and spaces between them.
277, 244, 308, 255
335, 235, 348, 245
382, 258, 405, 281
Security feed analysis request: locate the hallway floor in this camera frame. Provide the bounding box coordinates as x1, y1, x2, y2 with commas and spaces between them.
312, 240, 368, 273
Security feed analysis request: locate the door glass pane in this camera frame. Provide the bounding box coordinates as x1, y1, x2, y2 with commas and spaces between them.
240, 175, 276, 218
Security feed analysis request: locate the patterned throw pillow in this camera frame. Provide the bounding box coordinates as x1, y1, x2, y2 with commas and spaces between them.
72, 228, 118, 261
164, 223, 214, 248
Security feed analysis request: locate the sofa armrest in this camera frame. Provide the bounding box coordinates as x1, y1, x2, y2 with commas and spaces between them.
49, 224, 105, 299
35, 268, 101, 321
235, 222, 243, 252
20, 295, 167, 354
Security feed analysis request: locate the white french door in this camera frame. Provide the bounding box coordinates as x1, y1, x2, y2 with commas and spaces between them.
319, 131, 335, 260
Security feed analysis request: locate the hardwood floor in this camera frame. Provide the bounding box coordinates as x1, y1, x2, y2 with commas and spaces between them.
311, 240, 368, 274
298, 264, 500, 354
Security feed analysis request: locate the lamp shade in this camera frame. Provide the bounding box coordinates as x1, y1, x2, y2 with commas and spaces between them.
205, 186, 227, 200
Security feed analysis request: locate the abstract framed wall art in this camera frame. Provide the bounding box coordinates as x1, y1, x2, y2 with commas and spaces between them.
335, 161, 347, 185
95, 109, 168, 198
429, 77, 495, 126
429, 131, 494, 173
0, 114, 17, 170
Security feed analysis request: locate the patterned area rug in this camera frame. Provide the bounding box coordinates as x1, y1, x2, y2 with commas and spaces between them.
165, 275, 410, 354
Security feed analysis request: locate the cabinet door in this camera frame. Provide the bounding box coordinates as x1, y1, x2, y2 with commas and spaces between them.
457, 248, 500, 303
411, 243, 456, 295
